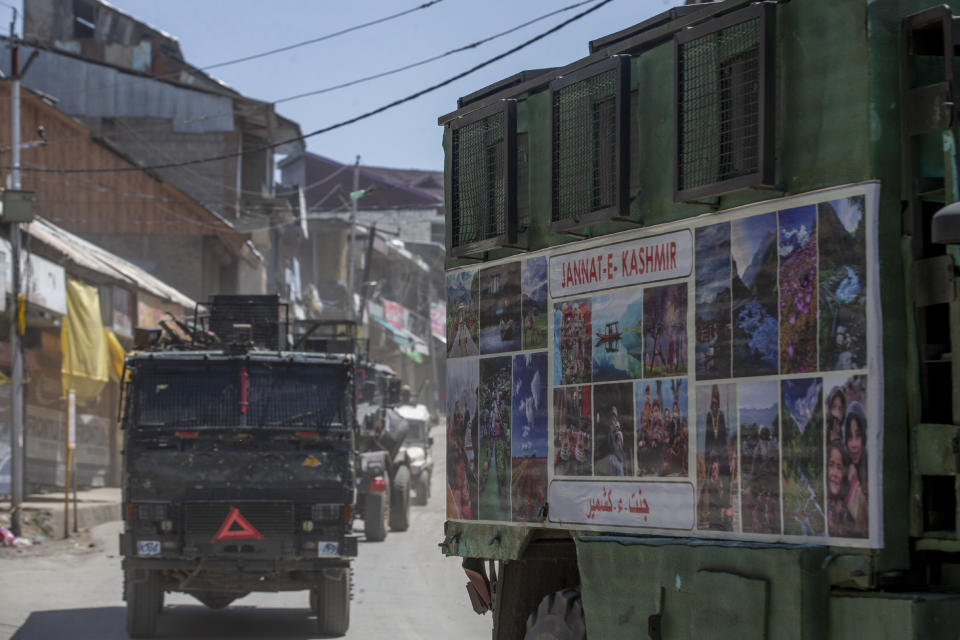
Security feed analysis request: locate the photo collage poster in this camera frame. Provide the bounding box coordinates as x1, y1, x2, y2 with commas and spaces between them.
446, 256, 550, 523
446, 183, 879, 546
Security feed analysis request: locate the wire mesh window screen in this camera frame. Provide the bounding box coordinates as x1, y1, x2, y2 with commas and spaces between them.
135, 367, 238, 427
677, 10, 769, 199
452, 111, 507, 251
552, 69, 619, 224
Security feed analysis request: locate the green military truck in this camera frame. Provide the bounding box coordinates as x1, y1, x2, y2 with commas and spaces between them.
439, 1, 960, 637
119, 296, 358, 637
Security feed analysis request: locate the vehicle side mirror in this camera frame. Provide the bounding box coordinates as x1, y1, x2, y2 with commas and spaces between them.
428, 436, 434, 447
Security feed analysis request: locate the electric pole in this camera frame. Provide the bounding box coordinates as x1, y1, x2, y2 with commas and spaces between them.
347, 155, 360, 314
8, 8, 24, 538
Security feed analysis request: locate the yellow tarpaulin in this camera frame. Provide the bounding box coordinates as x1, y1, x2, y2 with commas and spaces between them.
105, 327, 125, 382
61, 278, 110, 402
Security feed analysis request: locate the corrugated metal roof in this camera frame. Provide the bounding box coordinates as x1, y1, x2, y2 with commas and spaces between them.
26, 217, 196, 309
0, 45, 235, 134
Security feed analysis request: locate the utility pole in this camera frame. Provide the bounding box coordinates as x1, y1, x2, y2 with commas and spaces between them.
7, 9, 24, 538
347, 155, 360, 314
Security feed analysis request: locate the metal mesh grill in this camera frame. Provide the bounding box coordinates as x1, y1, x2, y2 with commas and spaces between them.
185, 502, 295, 536
552, 69, 618, 223
208, 295, 282, 349
136, 368, 238, 427
678, 17, 761, 193
451, 112, 506, 249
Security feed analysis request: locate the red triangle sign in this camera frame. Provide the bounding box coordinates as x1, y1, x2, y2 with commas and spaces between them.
211, 506, 265, 542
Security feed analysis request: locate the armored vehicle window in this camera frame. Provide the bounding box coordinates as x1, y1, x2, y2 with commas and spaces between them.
246, 363, 347, 428
134, 365, 237, 427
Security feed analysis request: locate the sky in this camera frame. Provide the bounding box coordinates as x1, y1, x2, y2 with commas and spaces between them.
85, 0, 685, 171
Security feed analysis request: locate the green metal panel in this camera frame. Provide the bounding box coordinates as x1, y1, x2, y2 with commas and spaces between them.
830, 592, 960, 640
575, 537, 827, 640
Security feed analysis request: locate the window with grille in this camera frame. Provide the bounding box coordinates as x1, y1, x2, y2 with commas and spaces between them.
550, 56, 630, 232
675, 3, 774, 202
449, 100, 517, 257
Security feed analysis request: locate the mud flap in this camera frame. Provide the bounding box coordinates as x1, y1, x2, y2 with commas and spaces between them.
463, 557, 492, 614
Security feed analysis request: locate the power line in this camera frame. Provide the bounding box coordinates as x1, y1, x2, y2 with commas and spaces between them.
203, 0, 444, 71
3, 0, 615, 175
274, 0, 597, 105
42, 0, 446, 100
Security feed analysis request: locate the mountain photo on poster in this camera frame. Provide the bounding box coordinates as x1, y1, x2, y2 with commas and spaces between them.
521, 257, 549, 351
591, 289, 644, 383
818, 196, 867, 371
731, 213, 779, 377
781, 377, 825, 537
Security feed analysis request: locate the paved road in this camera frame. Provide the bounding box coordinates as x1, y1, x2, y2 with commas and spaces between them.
0, 426, 493, 640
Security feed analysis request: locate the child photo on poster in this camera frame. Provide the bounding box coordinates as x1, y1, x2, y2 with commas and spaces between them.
479, 357, 512, 521
824, 374, 868, 538
445, 360, 478, 520
446, 271, 480, 358
512, 353, 548, 522
635, 379, 688, 477
521, 257, 549, 351
553, 386, 592, 476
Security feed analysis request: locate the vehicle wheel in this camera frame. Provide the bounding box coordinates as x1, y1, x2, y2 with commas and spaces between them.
364, 488, 388, 541
524, 588, 586, 640
125, 568, 162, 639
311, 567, 351, 636
412, 473, 428, 506
389, 466, 411, 531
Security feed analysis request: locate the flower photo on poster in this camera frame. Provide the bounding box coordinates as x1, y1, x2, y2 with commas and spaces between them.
478, 356, 512, 521
781, 377, 825, 537
553, 385, 592, 477
643, 283, 688, 378
593, 382, 635, 477
521, 257, 549, 351
635, 378, 688, 478
553, 299, 592, 385
695, 223, 732, 380
818, 196, 867, 371
779, 205, 818, 374
446, 359, 478, 520
480, 262, 522, 355
446, 270, 479, 358
591, 289, 644, 383
512, 353, 548, 522
731, 213, 779, 377
739, 380, 781, 535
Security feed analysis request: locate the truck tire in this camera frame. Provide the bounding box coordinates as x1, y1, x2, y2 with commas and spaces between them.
413, 471, 429, 506
364, 489, 388, 541
311, 568, 351, 636
389, 466, 411, 531
125, 568, 162, 639
524, 588, 586, 640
